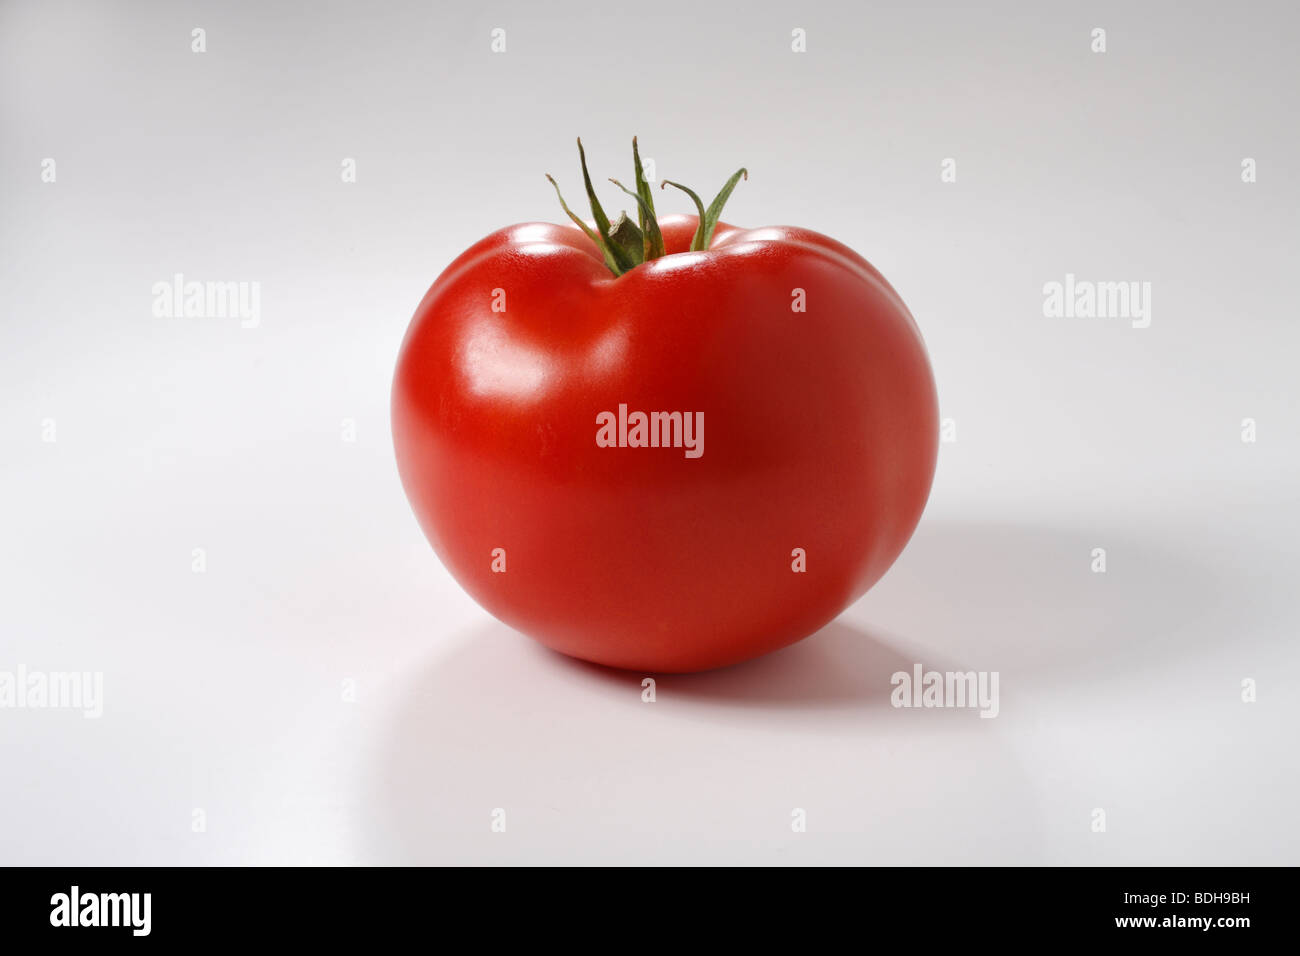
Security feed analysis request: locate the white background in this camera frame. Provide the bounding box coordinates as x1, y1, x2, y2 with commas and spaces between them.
2, 0, 1297, 864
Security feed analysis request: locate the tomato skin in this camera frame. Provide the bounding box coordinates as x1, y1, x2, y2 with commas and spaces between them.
392, 214, 938, 672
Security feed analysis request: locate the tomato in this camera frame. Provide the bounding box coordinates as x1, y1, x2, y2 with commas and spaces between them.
391, 140, 938, 672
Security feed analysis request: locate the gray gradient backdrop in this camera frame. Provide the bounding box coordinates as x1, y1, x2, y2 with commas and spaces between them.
2, 0, 1297, 864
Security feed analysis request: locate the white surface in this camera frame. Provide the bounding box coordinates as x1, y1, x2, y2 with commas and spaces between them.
2, 0, 1297, 864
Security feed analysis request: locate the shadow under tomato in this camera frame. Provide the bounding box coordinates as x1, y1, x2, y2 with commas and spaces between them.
361, 516, 1233, 864
540, 619, 933, 711
852, 515, 1230, 688
362, 613, 1032, 865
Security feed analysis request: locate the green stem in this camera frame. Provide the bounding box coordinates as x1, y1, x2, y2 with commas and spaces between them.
605, 211, 645, 266
609, 178, 665, 260
700, 168, 747, 250
631, 137, 659, 258
660, 179, 708, 250
578, 138, 636, 273
547, 139, 748, 275
546, 174, 621, 275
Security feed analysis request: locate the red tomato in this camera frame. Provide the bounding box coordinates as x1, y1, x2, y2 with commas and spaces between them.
393, 187, 937, 672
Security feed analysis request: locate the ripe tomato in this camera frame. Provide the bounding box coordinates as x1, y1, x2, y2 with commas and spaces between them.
392, 141, 937, 672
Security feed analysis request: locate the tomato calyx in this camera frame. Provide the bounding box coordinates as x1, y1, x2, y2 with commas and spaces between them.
546, 137, 748, 276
